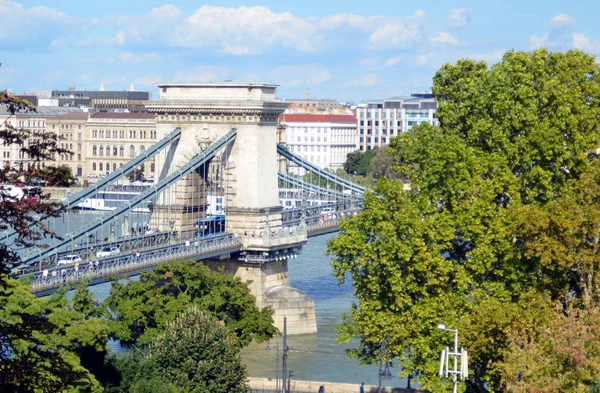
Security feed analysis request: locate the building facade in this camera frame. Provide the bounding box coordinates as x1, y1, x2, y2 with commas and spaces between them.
355, 93, 438, 151
48, 112, 90, 177
50, 89, 151, 112
85, 112, 157, 181
0, 106, 84, 171
279, 114, 357, 174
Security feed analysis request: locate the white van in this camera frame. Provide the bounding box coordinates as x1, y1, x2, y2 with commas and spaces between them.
57, 255, 82, 266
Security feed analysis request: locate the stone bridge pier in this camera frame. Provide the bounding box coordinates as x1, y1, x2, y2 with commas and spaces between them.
146, 82, 317, 335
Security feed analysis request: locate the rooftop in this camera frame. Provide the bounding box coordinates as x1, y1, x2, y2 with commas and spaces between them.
91, 112, 155, 120
279, 114, 357, 123
156, 82, 279, 89
57, 112, 90, 120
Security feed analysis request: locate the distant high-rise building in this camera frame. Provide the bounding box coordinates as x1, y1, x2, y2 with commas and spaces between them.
355, 93, 438, 151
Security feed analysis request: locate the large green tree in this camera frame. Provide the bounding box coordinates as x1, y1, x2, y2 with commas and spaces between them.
109, 307, 248, 393
0, 91, 110, 391
328, 49, 600, 392
105, 260, 277, 348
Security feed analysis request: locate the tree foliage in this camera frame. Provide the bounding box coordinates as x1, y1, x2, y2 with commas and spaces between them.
0, 90, 112, 391
105, 260, 277, 348
0, 279, 109, 392
328, 49, 600, 392
108, 307, 248, 393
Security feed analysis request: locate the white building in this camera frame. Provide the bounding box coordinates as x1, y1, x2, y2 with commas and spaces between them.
355, 93, 438, 151
279, 114, 357, 174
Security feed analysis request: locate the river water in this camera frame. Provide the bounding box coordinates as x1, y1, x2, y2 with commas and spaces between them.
56, 212, 408, 388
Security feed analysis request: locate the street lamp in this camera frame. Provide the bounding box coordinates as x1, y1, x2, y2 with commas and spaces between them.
437, 323, 467, 393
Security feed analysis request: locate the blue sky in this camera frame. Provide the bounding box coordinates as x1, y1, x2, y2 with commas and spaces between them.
1, 0, 599, 102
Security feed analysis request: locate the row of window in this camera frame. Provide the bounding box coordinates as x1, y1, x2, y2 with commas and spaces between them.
90, 130, 157, 139
296, 135, 329, 143
91, 145, 146, 157
90, 162, 155, 172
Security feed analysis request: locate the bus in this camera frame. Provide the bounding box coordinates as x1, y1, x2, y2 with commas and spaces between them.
196, 215, 226, 237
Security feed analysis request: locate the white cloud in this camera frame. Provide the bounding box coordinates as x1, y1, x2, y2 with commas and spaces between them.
353, 73, 379, 87
0, 1, 70, 49
384, 56, 403, 67
449, 8, 471, 27
368, 10, 426, 49
529, 32, 550, 49
91, 6, 427, 54
549, 14, 575, 28
269, 65, 331, 88
572, 32, 600, 53
430, 32, 459, 44
416, 53, 434, 65
358, 58, 380, 69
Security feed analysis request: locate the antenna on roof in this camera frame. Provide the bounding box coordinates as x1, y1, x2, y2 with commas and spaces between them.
305, 88, 310, 100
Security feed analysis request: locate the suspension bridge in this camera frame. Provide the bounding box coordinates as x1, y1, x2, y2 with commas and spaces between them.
11, 83, 366, 334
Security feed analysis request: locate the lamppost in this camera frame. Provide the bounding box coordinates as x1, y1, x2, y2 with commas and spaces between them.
437, 323, 467, 393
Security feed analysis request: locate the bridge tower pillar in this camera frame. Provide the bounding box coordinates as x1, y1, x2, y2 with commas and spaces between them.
146, 83, 316, 335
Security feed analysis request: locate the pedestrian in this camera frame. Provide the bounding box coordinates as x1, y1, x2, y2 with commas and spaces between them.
360, 382, 365, 393
318, 385, 325, 393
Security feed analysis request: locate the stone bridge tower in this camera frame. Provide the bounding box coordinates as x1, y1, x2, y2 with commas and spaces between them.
145, 83, 316, 335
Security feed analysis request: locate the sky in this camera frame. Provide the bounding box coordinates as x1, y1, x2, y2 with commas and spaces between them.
1, 0, 599, 102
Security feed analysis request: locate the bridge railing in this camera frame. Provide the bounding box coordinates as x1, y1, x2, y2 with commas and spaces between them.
241, 225, 308, 249
31, 233, 242, 293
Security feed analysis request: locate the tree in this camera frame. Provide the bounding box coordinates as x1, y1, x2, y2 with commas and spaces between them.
344, 150, 363, 174
370, 145, 399, 179
0, 90, 110, 391
128, 167, 144, 182
496, 299, 600, 392
105, 260, 277, 348
135, 307, 248, 393
0, 279, 109, 392
38, 164, 78, 187
328, 49, 600, 392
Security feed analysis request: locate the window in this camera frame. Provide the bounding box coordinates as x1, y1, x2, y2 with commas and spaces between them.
92, 145, 97, 156
151, 163, 155, 172
77, 165, 82, 176
106, 162, 109, 172
113, 146, 117, 156
77, 154, 81, 161
130, 145, 135, 157
113, 163, 117, 171
99, 163, 103, 171
140, 145, 146, 153
120, 146, 124, 156
99, 146, 104, 156
78, 143, 82, 151
93, 163, 96, 170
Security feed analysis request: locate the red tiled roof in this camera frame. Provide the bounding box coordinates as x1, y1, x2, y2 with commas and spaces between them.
91, 112, 155, 119
58, 112, 89, 120
279, 114, 357, 123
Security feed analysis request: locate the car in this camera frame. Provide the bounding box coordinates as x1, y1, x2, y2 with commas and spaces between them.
57, 254, 82, 266
96, 246, 120, 258
320, 207, 336, 215
10, 263, 30, 276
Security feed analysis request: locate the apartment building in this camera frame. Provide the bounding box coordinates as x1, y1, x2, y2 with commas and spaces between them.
279, 113, 357, 175
48, 112, 90, 177
0, 106, 83, 170
355, 93, 438, 151
85, 112, 157, 180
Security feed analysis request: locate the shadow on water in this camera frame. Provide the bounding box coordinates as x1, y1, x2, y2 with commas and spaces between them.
292, 274, 354, 302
